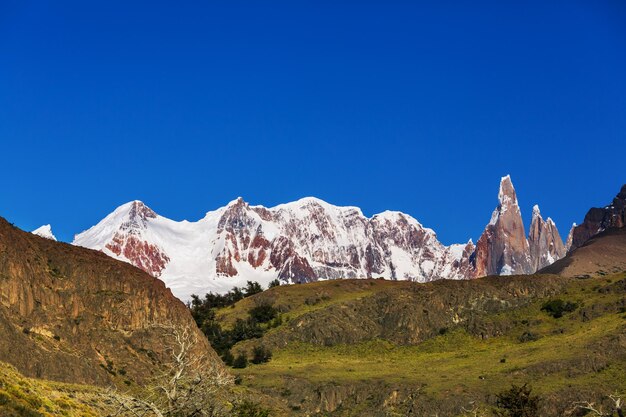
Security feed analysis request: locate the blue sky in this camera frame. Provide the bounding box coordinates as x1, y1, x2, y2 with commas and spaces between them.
1, 1, 625, 244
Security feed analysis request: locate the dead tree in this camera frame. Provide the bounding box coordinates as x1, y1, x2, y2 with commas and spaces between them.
461, 402, 488, 417
106, 324, 233, 417
574, 393, 624, 417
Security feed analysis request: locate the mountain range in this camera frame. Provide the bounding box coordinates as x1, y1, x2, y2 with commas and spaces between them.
31, 175, 575, 300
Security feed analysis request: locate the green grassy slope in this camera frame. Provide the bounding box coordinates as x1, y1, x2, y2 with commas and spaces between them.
0, 362, 107, 417
218, 274, 626, 416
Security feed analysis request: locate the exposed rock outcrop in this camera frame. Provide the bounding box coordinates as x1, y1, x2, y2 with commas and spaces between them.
565, 223, 576, 252
570, 184, 626, 251
0, 217, 223, 386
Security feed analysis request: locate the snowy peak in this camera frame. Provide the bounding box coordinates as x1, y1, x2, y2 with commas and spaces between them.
74, 196, 474, 299
498, 175, 518, 209
73, 200, 170, 278
31, 225, 56, 241
489, 175, 522, 226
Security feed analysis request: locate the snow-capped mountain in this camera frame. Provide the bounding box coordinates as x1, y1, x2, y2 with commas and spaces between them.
73, 198, 475, 300
73, 176, 566, 300
31, 224, 56, 241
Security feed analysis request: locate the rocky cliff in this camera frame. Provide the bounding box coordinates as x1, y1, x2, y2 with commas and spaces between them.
0, 217, 223, 386
471, 176, 532, 276
569, 184, 626, 251
528, 205, 566, 272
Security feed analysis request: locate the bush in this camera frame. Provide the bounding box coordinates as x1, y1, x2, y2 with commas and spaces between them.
495, 383, 540, 417
541, 299, 578, 318
231, 318, 263, 343
222, 350, 234, 367
251, 345, 272, 364
249, 304, 278, 324
232, 353, 248, 369
268, 279, 281, 288
233, 399, 270, 417
244, 281, 263, 297
518, 331, 540, 343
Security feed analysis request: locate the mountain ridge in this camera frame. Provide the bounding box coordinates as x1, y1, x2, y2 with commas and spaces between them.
70, 176, 568, 299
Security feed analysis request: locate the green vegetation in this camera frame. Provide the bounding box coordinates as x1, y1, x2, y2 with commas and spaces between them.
494, 384, 539, 417
251, 346, 272, 365
540, 298, 578, 318
190, 280, 278, 365
0, 362, 104, 417
217, 273, 626, 415
233, 353, 249, 369
233, 400, 271, 417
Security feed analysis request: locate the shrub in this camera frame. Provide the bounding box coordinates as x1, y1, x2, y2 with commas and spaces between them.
541, 299, 578, 318
251, 345, 272, 364
222, 350, 234, 367
232, 353, 248, 369
495, 383, 540, 417
231, 319, 263, 343
518, 331, 540, 343
249, 304, 278, 324
233, 399, 270, 417
244, 281, 263, 297
268, 279, 281, 288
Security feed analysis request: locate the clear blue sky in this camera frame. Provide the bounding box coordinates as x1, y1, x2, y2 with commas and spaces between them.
1, 1, 625, 244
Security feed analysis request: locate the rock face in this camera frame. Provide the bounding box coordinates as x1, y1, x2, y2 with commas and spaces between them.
0, 217, 223, 386
528, 205, 566, 271
471, 176, 533, 276
565, 223, 576, 252
73, 176, 570, 299
570, 185, 626, 251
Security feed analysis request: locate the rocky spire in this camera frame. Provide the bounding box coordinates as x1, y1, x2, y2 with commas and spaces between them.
472, 175, 531, 276
565, 223, 576, 252
528, 205, 566, 272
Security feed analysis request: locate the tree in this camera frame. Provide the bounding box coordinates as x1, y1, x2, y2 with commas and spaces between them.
251, 346, 272, 365
495, 384, 540, 417
268, 279, 280, 289
541, 299, 578, 318
231, 319, 263, 343
106, 325, 233, 417
232, 353, 248, 369
248, 304, 278, 324
244, 281, 263, 297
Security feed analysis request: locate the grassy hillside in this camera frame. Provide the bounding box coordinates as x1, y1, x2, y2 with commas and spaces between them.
0, 361, 107, 417
217, 273, 626, 416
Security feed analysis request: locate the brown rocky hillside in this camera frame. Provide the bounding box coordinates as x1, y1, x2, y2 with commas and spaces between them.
0, 217, 223, 387
541, 227, 626, 277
